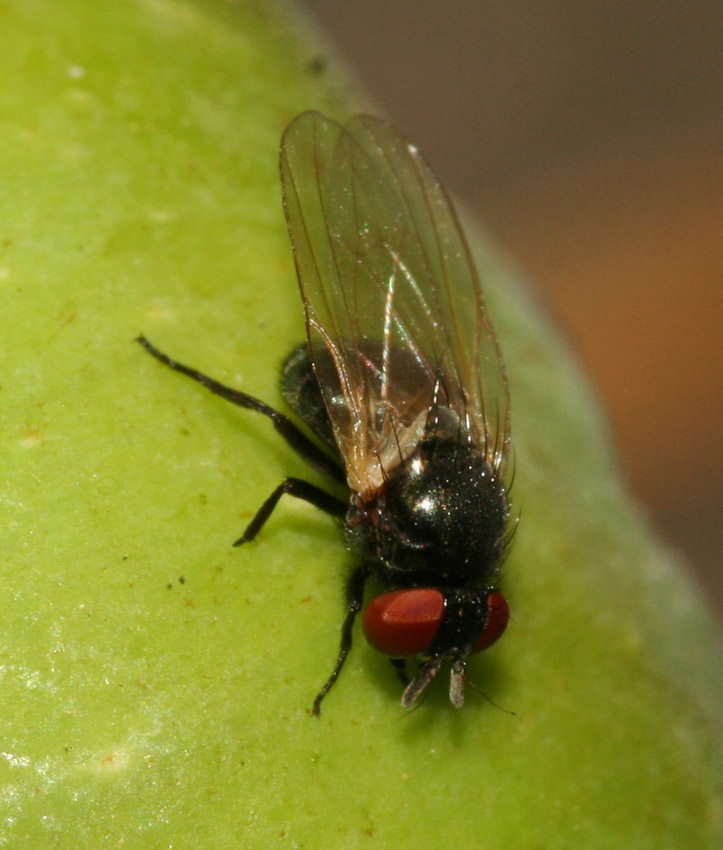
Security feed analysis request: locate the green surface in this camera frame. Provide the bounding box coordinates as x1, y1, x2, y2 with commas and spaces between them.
2, 0, 722, 847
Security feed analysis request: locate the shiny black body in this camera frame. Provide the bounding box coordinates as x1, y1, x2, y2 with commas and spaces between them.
282, 343, 508, 590
280, 346, 510, 705
138, 334, 510, 713
282, 344, 508, 588
138, 111, 515, 714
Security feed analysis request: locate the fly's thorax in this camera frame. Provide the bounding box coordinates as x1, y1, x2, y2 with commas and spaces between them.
345, 436, 509, 587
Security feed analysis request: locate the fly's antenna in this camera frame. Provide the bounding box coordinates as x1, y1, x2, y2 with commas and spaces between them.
401, 657, 442, 708
466, 677, 519, 719
467, 668, 521, 720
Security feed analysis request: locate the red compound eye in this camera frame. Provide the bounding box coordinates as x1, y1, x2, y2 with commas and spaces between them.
362, 588, 445, 657
472, 591, 509, 653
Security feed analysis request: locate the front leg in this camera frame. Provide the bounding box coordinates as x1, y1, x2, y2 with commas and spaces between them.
312, 565, 366, 716
389, 658, 410, 686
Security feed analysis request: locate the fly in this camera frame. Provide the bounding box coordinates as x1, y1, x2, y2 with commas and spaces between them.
138, 111, 514, 715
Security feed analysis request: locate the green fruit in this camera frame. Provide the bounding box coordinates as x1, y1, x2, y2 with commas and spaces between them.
2, 1, 721, 847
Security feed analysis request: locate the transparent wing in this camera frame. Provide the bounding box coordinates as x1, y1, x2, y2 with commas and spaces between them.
279, 111, 510, 496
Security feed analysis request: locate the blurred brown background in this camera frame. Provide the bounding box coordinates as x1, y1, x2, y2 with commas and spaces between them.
300, 1, 722, 617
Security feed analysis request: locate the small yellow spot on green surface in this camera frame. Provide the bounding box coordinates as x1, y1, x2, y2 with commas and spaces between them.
18, 428, 44, 449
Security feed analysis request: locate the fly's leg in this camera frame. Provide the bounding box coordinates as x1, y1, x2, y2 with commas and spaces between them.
136, 335, 344, 483
312, 565, 366, 716
235, 477, 346, 545
389, 658, 410, 686
139, 335, 360, 716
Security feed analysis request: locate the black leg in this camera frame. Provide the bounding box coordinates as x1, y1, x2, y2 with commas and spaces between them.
389, 658, 410, 686
234, 477, 346, 546
136, 336, 345, 484
312, 565, 366, 716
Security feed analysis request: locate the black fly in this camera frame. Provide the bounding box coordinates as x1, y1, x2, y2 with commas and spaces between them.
138, 111, 513, 715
